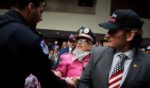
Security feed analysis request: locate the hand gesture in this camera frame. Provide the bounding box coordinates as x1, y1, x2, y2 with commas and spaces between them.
65, 77, 77, 88
53, 70, 62, 77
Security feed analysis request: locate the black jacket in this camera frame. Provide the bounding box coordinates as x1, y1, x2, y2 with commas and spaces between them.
0, 10, 66, 88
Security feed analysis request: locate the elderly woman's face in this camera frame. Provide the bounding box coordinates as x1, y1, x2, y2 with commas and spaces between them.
75, 38, 93, 51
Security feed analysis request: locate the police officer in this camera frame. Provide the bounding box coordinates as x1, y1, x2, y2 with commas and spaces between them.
0, 0, 66, 88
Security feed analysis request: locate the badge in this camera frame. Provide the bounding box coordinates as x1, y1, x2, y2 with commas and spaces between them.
133, 64, 138, 68
79, 29, 83, 34
84, 28, 89, 33
40, 40, 49, 54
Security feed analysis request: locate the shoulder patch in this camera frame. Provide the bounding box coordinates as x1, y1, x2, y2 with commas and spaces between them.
40, 40, 49, 54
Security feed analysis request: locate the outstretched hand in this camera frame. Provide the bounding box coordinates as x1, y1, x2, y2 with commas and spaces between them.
65, 77, 80, 88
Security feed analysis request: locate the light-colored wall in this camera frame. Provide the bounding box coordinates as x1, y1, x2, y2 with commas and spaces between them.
37, 0, 111, 34
0, 0, 150, 38
142, 19, 150, 38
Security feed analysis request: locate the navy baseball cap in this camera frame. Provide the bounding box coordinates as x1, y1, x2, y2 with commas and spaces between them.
99, 9, 144, 30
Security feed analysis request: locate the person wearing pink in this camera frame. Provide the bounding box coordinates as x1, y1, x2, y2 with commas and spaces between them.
58, 51, 90, 78
54, 26, 96, 87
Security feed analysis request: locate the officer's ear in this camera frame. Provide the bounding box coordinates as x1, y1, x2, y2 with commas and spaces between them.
26, 3, 35, 13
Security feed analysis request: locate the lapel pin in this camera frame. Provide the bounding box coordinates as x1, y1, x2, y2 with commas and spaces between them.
133, 64, 138, 68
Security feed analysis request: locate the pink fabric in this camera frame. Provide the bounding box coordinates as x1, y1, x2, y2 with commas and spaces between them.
56, 53, 90, 78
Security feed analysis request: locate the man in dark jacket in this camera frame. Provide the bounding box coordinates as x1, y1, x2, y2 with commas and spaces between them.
0, 0, 66, 88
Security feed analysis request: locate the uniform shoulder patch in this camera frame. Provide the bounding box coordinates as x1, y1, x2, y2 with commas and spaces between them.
40, 40, 49, 54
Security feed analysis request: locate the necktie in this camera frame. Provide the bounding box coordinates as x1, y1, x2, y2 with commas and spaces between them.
108, 54, 128, 88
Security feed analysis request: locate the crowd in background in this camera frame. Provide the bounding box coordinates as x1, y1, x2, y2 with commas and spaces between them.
0, 0, 150, 88
46, 33, 109, 69
46, 34, 150, 71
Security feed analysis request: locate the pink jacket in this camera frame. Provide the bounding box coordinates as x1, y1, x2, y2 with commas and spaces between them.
56, 53, 90, 78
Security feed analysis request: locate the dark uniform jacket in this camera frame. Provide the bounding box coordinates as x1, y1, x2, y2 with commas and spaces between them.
0, 10, 66, 88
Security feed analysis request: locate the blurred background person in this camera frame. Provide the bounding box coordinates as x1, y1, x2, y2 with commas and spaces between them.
145, 45, 150, 54
59, 34, 77, 56
54, 40, 60, 50
102, 34, 110, 47
61, 41, 68, 49
49, 48, 60, 69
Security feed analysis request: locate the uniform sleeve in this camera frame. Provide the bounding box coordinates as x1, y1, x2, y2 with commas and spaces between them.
29, 39, 66, 88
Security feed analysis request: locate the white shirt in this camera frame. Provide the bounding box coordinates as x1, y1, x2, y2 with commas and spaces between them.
69, 47, 72, 53
109, 48, 135, 85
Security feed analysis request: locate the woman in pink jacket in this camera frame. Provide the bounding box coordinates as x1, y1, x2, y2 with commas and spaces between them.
54, 26, 96, 88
